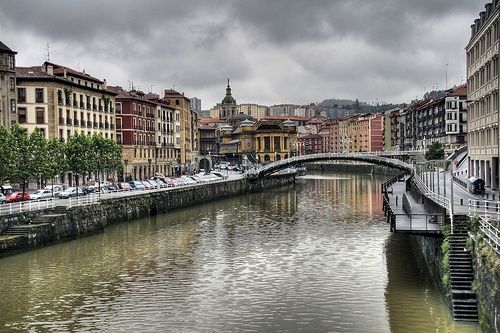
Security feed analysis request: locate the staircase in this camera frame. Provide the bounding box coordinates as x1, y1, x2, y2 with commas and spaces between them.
449, 215, 478, 322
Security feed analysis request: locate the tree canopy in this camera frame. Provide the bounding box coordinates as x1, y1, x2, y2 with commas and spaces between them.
425, 141, 445, 160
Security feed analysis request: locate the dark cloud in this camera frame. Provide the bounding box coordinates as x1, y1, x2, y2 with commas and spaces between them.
0, 0, 489, 107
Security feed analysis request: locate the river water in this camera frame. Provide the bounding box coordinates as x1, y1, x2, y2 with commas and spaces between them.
0, 172, 482, 332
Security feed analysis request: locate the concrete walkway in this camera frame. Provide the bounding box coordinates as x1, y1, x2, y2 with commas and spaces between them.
385, 177, 442, 234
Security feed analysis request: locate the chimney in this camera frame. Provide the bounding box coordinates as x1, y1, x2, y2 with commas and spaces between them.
63, 68, 67, 78
103, 79, 107, 90
47, 64, 53, 75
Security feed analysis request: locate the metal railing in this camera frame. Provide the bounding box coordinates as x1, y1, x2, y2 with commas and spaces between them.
468, 199, 500, 255
0, 198, 56, 215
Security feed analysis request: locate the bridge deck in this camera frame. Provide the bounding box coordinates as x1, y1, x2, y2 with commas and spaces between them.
385, 179, 442, 234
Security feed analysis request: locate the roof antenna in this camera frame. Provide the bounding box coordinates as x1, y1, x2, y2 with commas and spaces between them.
46, 43, 50, 62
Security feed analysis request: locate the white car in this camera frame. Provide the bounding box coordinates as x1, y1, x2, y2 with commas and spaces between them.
30, 189, 54, 201
44, 184, 64, 196
58, 187, 84, 199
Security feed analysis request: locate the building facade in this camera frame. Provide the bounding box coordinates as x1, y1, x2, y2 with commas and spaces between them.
238, 103, 268, 120
0, 41, 17, 128
299, 134, 323, 155
16, 62, 117, 141
467, 2, 499, 189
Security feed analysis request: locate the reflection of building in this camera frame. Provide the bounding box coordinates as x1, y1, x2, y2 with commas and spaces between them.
467, 3, 499, 190
219, 119, 297, 163
17, 62, 117, 141
0, 41, 17, 128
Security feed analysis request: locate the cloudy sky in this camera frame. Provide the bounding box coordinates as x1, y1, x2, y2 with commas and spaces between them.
0, 0, 487, 109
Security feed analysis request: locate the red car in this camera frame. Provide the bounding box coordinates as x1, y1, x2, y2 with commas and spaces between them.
4, 191, 30, 203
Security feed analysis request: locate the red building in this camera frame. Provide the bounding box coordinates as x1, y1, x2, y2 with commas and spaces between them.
110, 87, 157, 180
299, 134, 323, 155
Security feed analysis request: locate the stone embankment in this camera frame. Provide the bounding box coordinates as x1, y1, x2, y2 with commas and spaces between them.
306, 162, 399, 175
0, 173, 295, 257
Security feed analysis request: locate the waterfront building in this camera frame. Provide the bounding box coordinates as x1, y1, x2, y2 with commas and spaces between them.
16, 62, 117, 141
111, 87, 157, 180
219, 119, 297, 164
467, 2, 499, 189
298, 133, 323, 155
164, 89, 198, 173
335, 114, 383, 153
0, 41, 17, 128
319, 118, 340, 153
198, 124, 219, 156
383, 108, 402, 151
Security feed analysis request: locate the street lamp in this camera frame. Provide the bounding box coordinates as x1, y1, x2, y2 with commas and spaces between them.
148, 158, 152, 178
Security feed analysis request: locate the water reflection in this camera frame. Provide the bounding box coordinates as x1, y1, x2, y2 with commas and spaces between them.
0, 172, 481, 332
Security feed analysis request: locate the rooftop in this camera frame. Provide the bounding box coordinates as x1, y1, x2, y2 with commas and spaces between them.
0, 41, 17, 54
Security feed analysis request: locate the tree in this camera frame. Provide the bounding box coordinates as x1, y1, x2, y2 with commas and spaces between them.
65, 133, 93, 191
42, 138, 67, 196
425, 141, 445, 160
90, 134, 122, 191
0, 126, 14, 184
10, 125, 46, 197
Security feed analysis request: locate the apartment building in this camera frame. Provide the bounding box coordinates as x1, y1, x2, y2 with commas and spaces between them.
16, 62, 117, 141
238, 103, 268, 120
466, 1, 500, 189
164, 89, 197, 173
0, 41, 17, 128
111, 87, 156, 180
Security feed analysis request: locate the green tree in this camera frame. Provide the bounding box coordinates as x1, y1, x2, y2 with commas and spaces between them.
65, 133, 93, 191
10, 125, 47, 196
0, 126, 14, 184
425, 141, 445, 160
90, 134, 122, 191
42, 138, 67, 196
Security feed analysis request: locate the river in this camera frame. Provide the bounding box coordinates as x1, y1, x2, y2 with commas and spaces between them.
0, 172, 482, 332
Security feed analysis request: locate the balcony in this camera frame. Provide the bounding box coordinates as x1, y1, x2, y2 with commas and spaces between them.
73, 101, 78, 108
93, 121, 98, 128
80, 102, 85, 109
99, 105, 103, 112
99, 122, 104, 128
59, 117, 64, 125
110, 124, 114, 130
74, 119, 79, 126
104, 106, 109, 113
93, 104, 97, 111
66, 118, 72, 125
87, 104, 91, 110
105, 122, 109, 129
110, 106, 114, 113
86, 120, 91, 127
58, 99, 63, 106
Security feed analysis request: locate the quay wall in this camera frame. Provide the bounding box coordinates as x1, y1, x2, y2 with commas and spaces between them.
306, 162, 400, 175
0, 174, 295, 256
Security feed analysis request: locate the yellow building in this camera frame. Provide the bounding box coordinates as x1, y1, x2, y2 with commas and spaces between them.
220, 119, 297, 163
16, 62, 116, 141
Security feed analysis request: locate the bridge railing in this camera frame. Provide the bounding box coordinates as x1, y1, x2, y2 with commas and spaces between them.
468, 199, 500, 255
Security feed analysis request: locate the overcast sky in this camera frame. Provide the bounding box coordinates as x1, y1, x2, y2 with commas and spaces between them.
0, 0, 487, 109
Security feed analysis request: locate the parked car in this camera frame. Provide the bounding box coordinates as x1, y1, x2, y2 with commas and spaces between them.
58, 187, 83, 199
148, 179, 164, 188
180, 176, 197, 185
30, 189, 54, 201
211, 172, 226, 179
118, 182, 133, 191
44, 184, 64, 196
5, 191, 30, 203
0, 193, 5, 204
141, 180, 155, 190
0, 185, 14, 196
129, 181, 145, 190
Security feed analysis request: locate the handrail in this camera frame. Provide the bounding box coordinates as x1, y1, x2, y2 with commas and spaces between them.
468, 199, 500, 255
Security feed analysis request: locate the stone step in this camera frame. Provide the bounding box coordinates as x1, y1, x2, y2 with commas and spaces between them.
451, 276, 473, 282
453, 314, 479, 322
453, 299, 477, 306
453, 304, 478, 312
452, 289, 476, 299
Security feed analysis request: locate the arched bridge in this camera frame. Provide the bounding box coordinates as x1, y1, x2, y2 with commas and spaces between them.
246, 152, 416, 178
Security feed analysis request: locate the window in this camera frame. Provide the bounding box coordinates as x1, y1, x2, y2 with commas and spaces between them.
17, 88, 26, 103
8, 55, 14, 69
18, 107, 27, 123
175, 99, 180, 106
9, 77, 15, 91
35, 88, 44, 103
10, 99, 16, 114
115, 102, 122, 114
36, 107, 45, 124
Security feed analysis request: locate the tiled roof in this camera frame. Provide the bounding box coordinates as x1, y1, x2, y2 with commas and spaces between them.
448, 84, 467, 97
45, 62, 103, 83
0, 41, 16, 54
16, 66, 50, 77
